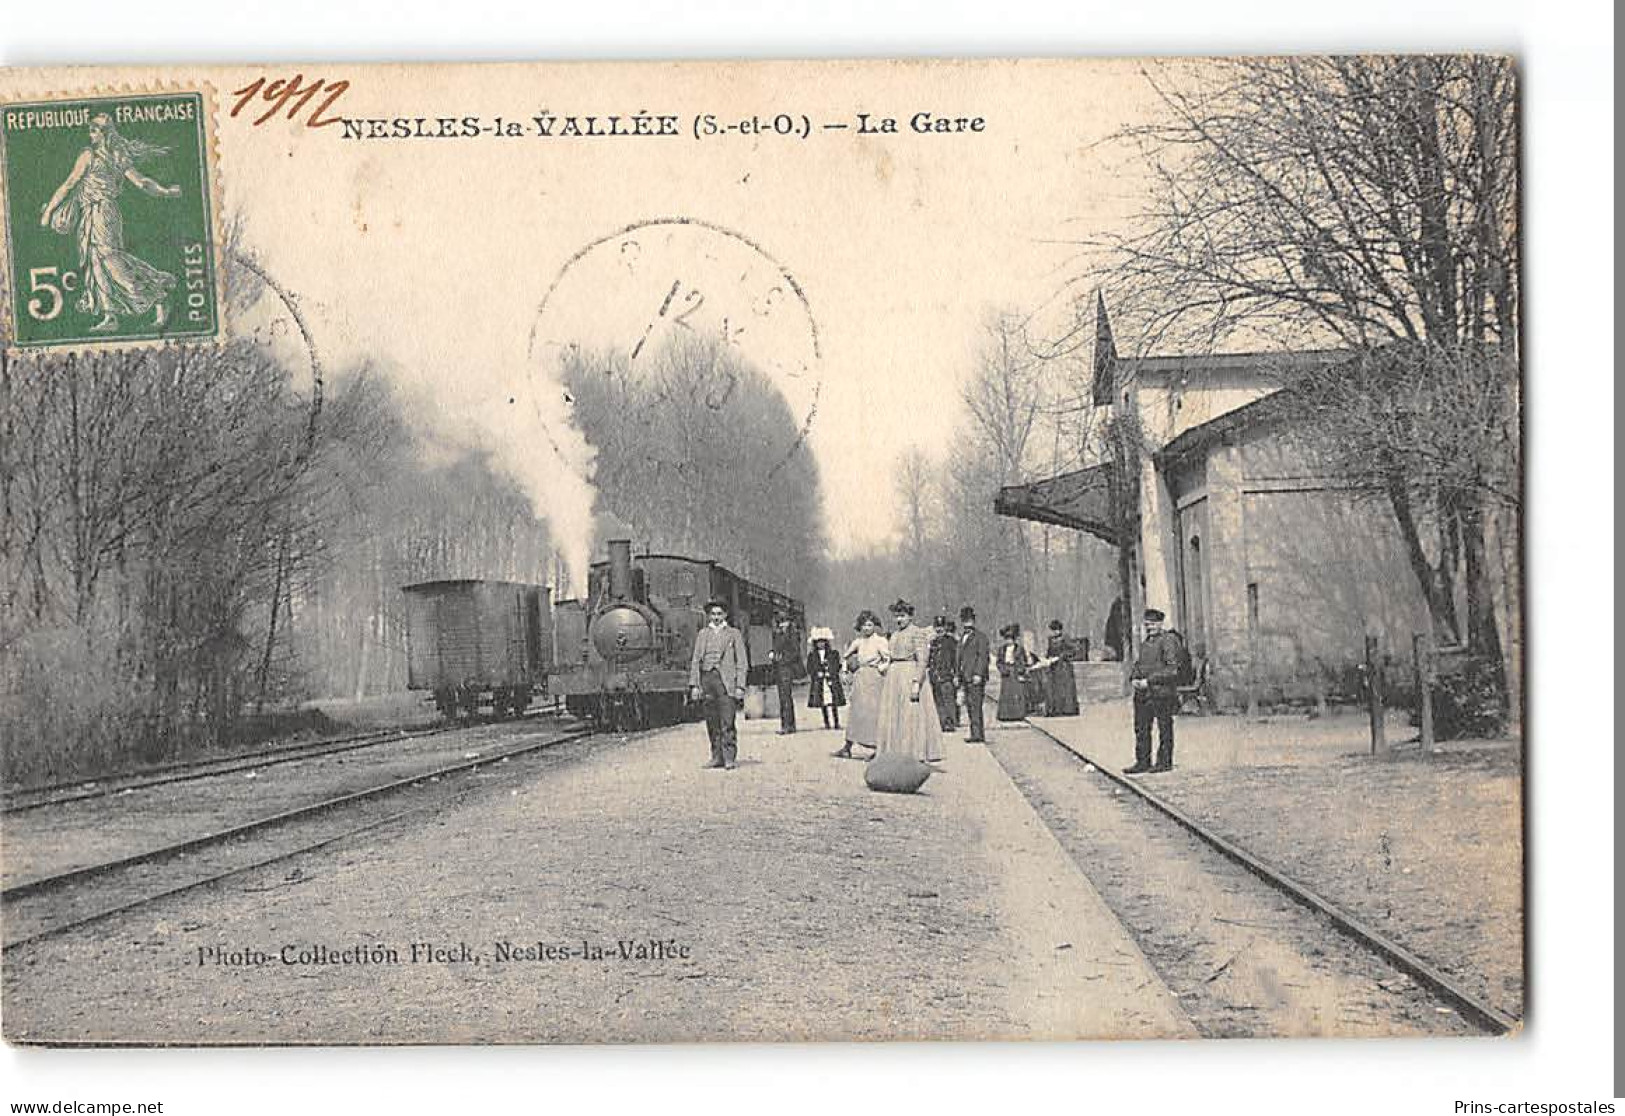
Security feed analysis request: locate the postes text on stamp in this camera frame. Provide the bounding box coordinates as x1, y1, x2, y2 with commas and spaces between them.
1, 91, 220, 350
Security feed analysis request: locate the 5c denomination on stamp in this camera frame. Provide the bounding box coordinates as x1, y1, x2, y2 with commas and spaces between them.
0, 90, 222, 350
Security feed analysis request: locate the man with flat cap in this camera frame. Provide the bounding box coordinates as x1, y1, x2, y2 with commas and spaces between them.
1125, 607, 1186, 774
955, 606, 990, 743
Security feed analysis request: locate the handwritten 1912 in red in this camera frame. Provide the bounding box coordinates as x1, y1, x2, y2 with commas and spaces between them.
229, 76, 349, 128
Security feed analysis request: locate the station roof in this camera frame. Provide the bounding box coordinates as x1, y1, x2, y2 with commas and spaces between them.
1118, 347, 1349, 379
993, 461, 1119, 545
1153, 388, 1294, 465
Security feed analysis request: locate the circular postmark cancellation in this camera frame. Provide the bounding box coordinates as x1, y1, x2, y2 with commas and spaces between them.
0, 90, 224, 351
230, 251, 325, 464
527, 216, 822, 479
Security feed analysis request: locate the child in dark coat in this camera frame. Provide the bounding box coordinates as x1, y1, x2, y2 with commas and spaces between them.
805, 627, 846, 729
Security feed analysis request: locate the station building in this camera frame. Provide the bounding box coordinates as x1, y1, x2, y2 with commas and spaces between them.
996, 299, 1431, 710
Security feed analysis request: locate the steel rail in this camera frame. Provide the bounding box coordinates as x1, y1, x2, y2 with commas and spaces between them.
2, 801, 438, 954
3, 730, 404, 814
5, 727, 403, 800
1021, 718, 1519, 1036
3, 711, 566, 814
1, 723, 594, 913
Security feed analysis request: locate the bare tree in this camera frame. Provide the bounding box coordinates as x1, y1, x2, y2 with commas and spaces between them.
1093, 56, 1520, 714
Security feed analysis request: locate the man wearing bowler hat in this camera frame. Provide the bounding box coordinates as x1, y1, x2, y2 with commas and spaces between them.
955, 606, 991, 743
1125, 608, 1185, 774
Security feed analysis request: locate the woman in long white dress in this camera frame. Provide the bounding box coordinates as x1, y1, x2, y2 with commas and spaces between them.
874, 599, 945, 764
835, 610, 889, 759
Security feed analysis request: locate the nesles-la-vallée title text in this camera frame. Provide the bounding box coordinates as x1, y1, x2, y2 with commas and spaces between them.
338, 110, 988, 143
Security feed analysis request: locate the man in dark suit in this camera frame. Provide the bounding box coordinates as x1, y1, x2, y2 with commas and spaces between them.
955, 606, 990, 743
1125, 608, 1185, 774
927, 615, 960, 731
768, 614, 799, 735
688, 600, 749, 769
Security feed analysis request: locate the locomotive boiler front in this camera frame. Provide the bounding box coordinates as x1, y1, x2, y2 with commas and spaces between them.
592, 603, 656, 662
590, 539, 658, 664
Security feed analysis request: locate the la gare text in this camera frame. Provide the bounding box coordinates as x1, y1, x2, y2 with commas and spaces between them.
338, 111, 986, 141
856, 112, 985, 133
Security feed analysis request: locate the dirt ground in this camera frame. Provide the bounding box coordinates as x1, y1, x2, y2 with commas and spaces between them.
1030, 702, 1524, 1020
3, 714, 1191, 1044
989, 727, 1479, 1038
2, 716, 574, 886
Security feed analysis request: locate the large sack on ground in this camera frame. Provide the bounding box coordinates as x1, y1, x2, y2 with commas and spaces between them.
864, 753, 933, 794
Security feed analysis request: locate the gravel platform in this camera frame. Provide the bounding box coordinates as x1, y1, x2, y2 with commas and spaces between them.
3, 717, 1191, 1044
1027, 702, 1523, 1023
988, 726, 1481, 1038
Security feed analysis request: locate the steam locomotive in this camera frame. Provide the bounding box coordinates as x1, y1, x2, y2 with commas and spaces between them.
549, 540, 806, 729
400, 541, 805, 729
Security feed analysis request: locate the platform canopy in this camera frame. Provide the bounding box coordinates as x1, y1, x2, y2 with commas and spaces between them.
993, 461, 1120, 545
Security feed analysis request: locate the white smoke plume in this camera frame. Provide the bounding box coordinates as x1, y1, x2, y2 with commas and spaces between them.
463, 373, 599, 594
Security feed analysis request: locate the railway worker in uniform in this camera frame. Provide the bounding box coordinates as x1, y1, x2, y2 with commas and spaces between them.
688, 599, 749, 770
1043, 619, 1081, 717
769, 613, 799, 735
956, 606, 990, 743
834, 610, 889, 759
927, 615, 961, 731
875, 599, 944, 764
1125, 608, 1184, 775
805, 627, 846, 730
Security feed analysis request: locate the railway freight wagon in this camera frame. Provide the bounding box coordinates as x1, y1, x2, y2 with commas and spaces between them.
550, 540, 806, 729
402, 580, 552, 718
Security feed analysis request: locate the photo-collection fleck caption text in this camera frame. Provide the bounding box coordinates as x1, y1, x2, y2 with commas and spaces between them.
194, 939, 694, 968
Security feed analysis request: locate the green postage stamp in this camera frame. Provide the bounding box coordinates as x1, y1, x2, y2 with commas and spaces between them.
0, 90, 220, 349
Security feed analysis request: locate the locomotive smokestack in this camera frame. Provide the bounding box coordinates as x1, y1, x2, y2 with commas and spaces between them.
607, 539, 632, 600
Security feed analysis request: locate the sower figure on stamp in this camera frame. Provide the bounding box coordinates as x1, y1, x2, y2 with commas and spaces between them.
927, 615, 960, 731
769, 613, 798, 735
956, 606, 990, 743
39, 114, 181, 333
688, 599, 749, 770
1125, 608, 1185, 775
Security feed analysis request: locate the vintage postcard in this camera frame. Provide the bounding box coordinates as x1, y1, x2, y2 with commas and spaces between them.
0, 58, 1523, 1044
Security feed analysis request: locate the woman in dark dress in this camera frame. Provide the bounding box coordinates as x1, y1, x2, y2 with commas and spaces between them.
1024, 635, 1049, 715
805, 627, 846, 729
995, 624, 1031, 722
1043, 619, 1081, 716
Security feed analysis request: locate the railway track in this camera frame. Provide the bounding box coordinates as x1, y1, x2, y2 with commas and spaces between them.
0, 712, 574, 814
1018, 718, 1518, 1036
4, 728, 407, 814
1, 721, 602, 952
